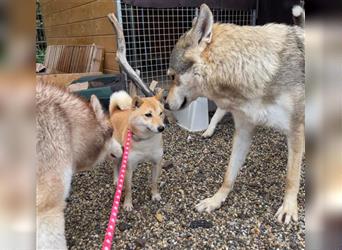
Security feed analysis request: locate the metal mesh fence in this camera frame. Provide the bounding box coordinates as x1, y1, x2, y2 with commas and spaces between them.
36, 0, 47, 64
117, 2, 257, 90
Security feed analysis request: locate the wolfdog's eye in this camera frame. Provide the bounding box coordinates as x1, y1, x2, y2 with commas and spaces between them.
160, 112, 163, 116
170, 74, 175, 81
145, 113, 152, 118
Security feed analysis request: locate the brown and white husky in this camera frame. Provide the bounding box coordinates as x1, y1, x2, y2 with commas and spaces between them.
109, 90, 165, 211
36, 82, 122, 249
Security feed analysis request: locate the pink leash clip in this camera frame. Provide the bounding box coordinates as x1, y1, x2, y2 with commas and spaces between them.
102, 130, 132, 250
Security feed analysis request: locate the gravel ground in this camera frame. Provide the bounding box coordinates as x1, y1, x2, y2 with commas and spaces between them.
65, 113, 305, 249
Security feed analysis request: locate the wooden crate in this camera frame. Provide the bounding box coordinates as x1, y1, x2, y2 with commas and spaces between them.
40, 0, 119, 74
36, 72, 103, 88
44, 44, 104, 73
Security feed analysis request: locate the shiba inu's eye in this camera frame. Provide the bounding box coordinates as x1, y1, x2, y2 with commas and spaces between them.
145, 113, 152, 118
160, 112, 163, 116
169, 74, 175, 81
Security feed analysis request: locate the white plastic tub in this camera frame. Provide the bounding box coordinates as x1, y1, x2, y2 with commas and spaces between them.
173, 97, 209, 132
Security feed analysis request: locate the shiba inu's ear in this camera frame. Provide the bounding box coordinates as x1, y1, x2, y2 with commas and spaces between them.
191, 4, 213, 44
132, 96, 143, 108
90, 95, 105, 120
154, 88, 164, 102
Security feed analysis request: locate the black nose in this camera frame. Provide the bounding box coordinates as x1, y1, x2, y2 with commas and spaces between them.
164, 103, 170, 110
158, 126, 165, 132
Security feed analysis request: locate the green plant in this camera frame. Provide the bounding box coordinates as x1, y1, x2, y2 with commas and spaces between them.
36, 48, 45, 64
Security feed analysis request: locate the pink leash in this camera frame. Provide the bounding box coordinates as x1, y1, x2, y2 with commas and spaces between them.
102, 130, 132, 250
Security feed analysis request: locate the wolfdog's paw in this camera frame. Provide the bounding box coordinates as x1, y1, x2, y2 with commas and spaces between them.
275, 200, 298, 224
123, 202, 133, 211
202, 128, 214, 138
152, 193, 161, 201
196, 196, 223, 213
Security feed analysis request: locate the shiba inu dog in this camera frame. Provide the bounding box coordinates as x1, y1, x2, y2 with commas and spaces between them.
109, 90, 165, 211
36, 82, 122, 249
165, 4, 305, 224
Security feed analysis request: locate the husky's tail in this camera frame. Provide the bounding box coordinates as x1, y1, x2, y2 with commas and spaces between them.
292, 4, 305, 28
109, 90, 132, 115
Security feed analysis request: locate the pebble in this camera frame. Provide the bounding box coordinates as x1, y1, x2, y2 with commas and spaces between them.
162, 161, 174, 171
118, 222, 132, 231
155, 210, 164, 223
134, 238, 146, 248
189, 220, 214, 229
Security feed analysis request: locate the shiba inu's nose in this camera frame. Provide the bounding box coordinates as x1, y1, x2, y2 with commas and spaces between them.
157, 126, 165, 132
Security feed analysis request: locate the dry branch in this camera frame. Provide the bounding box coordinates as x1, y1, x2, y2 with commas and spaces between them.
107, 13, 154, 97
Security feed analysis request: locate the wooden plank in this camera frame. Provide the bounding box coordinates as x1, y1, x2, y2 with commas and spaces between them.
89, 46, 104, 72
40, 0, 97, 16
86, 45, 95, 72
103, 53, 120, 72
44, 0, 115, 27
45, 17, 114, 38
43, 46, 51, 66
47, 35, 117, 53
78, 46, 87, 72
36, 72, 103, 88
70, 46, 79, 73
103, 69, 120, 74
54, 46, 63, 70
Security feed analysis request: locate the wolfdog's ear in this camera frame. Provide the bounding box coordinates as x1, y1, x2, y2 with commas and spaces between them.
191, 4, 213, 44
154, 88, 164, 102
192, 16, 198, 27
90, 95, 105, 120
132, 96, 143, 108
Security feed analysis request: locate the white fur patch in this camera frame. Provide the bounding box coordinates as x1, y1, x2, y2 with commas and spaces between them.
292, 5, 303, 17
128, 134, 163, 170
37, 214, 67, 250
110, 138, 123, 158
240, 94, 292, 131
63, 167, 73, 199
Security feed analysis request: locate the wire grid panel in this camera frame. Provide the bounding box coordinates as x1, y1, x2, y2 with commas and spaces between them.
118, 2, 256, 90
212, 8, 256, 25
36, 0, 46, 51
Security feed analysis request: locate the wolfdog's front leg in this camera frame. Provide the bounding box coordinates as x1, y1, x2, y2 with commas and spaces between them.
196, 114, 254, 212
151, 159, 162, 201
202, 108, 227, 138
276, 124, 304, 224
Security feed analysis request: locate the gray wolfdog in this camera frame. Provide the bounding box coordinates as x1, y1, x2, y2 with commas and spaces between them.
165, 4, 305, 224
36, 82, 122, 249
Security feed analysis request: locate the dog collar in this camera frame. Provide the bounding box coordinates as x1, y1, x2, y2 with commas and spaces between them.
132, 133, 143, 142
130, 130, 154, 142
130, 130, 145, 142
